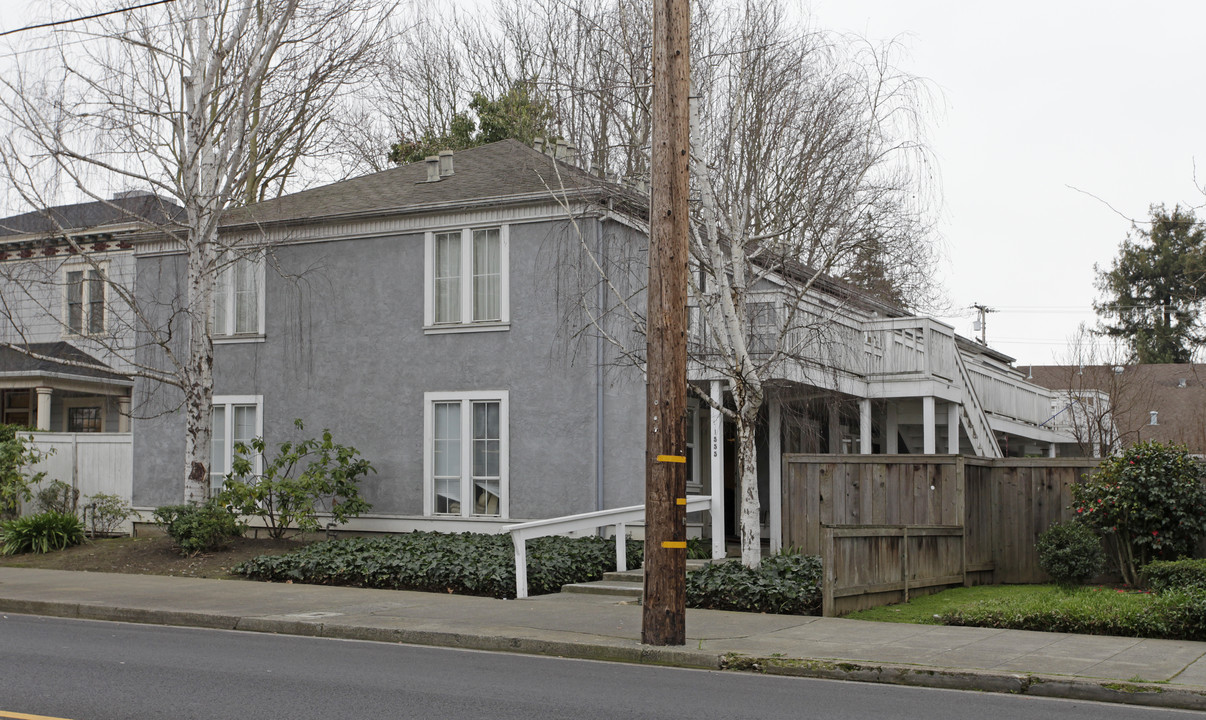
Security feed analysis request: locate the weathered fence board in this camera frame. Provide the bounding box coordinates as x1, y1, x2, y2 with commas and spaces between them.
822, 524, 965, 616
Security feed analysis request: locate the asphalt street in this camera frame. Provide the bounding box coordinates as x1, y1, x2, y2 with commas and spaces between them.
1, 614, 1200, 720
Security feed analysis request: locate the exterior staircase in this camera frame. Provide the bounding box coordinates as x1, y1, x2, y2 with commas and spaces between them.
560, 560, 714, 599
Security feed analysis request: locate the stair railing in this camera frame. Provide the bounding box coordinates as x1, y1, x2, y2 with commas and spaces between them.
503, 496, 714, 599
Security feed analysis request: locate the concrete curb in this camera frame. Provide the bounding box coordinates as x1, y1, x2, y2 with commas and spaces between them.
4, 597, 1205, 711
723, 654, 1206, 712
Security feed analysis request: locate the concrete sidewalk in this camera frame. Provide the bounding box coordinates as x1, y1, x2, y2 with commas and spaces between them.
1, 568, 1204, 711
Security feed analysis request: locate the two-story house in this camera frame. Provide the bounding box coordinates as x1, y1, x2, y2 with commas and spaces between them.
122, 140, 1076, 544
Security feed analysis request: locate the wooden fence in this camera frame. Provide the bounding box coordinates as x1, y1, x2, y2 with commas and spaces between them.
783, 455, 1103, 614
821, 525, 964, 616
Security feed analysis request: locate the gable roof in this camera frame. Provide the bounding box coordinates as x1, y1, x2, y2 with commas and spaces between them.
0, 194, 184, 239
223, 139, 621, 228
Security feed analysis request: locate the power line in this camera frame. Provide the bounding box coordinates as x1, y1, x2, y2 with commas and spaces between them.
0, 0, 176, 39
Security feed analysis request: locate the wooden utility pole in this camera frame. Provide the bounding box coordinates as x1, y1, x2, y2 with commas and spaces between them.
643, 0, 690, 646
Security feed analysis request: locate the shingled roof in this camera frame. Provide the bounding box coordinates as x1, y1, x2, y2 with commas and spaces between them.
223, 139, 618, 228
1030, 363, 1206, 451
0, 342, 130, 383
0, 193, 184, 238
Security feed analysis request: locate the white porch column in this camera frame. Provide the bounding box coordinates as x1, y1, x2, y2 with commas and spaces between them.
947, 401, 960, 454
885, 404, 898, 453
35, 386, 52, 431
709, 380, 725, 560
1048, 443, 1057, 458
859, 398, 872, 454
922, 396, 936, 454
118, 397, 131, 433
769, 396, 782, 553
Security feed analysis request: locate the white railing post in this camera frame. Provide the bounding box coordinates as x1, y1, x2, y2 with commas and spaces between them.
615, 522, 627, 572
512, 533, 528, 599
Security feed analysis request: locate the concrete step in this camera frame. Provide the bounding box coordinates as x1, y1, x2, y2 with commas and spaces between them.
560, 580, 643, 598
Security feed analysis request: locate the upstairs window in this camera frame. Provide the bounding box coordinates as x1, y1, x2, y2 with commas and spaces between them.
425, 227, 509, 331
213, 255, 264, 338
65, 267, 105, 335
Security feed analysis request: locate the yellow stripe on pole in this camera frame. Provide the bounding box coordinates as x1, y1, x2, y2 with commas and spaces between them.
0, 711, 77, 720
656, 454, 686, 463
676, 498, 687, 506
661, 541, 687, 549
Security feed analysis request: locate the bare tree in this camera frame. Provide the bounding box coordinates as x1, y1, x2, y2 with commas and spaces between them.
685, 2, 935, 566
0, 0, 393, 503
541, 1, 936, 566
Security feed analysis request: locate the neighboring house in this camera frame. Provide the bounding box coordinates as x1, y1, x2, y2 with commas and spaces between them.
1030, 364, 1206, 457
3, 141, 1078, 545
0, 192, 182, 433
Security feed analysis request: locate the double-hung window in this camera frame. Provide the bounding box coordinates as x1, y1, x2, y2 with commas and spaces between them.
424, 391, 508, 517
210, 395, 262, 492
213, 255, 265, 339
64, 266, 105, 335
424, 226, 509, 331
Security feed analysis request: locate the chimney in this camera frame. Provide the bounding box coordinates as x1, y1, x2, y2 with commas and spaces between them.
555, 138, 567, 159
1150, 410, 1159, 426
425, 156, 440, 182
438, 150, 454, 177
533, 138, 544, 154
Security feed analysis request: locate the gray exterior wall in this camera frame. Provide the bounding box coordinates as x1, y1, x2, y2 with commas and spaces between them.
132, 213, 648, 521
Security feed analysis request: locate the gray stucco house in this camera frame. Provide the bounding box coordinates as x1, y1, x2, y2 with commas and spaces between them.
0, 140, 1079, 545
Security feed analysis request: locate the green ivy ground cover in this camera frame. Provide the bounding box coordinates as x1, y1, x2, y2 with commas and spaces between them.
236, 531, 644, 599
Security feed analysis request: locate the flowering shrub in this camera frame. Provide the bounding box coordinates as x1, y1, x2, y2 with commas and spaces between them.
1072, 441, 1206, 585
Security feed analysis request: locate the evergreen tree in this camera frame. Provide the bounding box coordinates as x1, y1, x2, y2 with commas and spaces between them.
388, 81, 554, 164
1094, 204, 1206, 363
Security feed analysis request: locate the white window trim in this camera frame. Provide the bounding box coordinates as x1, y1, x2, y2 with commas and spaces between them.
423, 225, 510, 332
61, 397, 106, 433
422, 390, 509, 519
61, 261, 107, 337
211, 394, 264, 489
212, 254, 266, 341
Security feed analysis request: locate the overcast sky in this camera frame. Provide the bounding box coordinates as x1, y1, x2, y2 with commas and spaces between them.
2, 1, 1204, 366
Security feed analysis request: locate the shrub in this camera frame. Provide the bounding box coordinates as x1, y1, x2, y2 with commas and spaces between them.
1036, 521, 1104, 586
1072, 441, 1206, 585
85, 493, 135, 536
36, 479, 79, 516
236, 531, 642, 598
0, 511, 85, 555
219, 420, 374, 539
1143, 558, 1206, 593
685, 536, 712, 560
153, 501, 245, 556
0, 425, 53, 520
685, 553, 822, 615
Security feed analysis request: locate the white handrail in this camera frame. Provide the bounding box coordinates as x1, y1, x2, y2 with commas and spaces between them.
503, 496, 713, 599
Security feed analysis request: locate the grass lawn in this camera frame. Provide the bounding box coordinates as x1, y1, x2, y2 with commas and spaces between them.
844, 585, 1049, 624
842, 584, 1206, 641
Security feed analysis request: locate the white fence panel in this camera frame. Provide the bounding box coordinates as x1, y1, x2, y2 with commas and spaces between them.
28, 432, 133, 504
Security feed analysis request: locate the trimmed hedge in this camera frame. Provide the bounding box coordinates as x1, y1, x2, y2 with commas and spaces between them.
153, 501, 245, 556
685, 554, 822, 615
940, 586, 1206, 641
1144, 558, 1206, 593
236, 531, 644, 599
